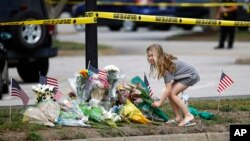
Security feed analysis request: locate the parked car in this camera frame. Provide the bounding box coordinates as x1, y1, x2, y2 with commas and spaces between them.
0, 0, 57, 99
174, 0, 210, 30
71, 0, 176, 31
47, 0, 84, 14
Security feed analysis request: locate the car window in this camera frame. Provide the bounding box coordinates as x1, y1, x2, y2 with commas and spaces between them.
0, 0, 47, 22
0, 0, 20, 21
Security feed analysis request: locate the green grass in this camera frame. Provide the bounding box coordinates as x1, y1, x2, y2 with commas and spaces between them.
188, 99, 250, 111
27, 131, 44, 141
0, 98, 249, 138
0, 108, 46, 132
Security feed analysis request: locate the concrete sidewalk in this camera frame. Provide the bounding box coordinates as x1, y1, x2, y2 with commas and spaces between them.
1, 52, 250, 106
73, 132, 229, 141
1, 41, 250, 106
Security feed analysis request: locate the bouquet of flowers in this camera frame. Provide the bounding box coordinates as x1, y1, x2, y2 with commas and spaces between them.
76, 69, 90, 102
32, 84, 55, 103
88, 78, 108, 107
104, 65, 120, 102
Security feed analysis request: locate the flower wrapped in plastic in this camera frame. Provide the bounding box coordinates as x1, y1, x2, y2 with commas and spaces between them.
89, 78, 107, 101
101, 107, 121, 128
37, 100, 60, 123
57, 117, 90, 127
32, 84, 55, 103
87, 76, 112, 109
104, 65, 120, 102
119, 99, 150, 124
22, 107, 54, 127
59, 99, 88, 121
79, 103, 121, 128
76, 69, 90, 102
130, 76, 170, 122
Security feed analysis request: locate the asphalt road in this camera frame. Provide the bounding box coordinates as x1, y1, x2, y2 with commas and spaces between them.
1, 23, 250, 106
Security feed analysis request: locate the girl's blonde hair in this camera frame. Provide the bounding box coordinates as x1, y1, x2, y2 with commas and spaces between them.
146, 44, 177, 79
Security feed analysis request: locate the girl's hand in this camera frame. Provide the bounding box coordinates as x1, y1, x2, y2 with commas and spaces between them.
152, 101, 162, 108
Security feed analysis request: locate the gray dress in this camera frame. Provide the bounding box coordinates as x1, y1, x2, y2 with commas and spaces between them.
163, 60, 200, 86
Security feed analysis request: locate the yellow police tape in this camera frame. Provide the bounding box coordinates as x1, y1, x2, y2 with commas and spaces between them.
0, 11, 249, 27
0, 17, 96, 26
86, 11, 250, 27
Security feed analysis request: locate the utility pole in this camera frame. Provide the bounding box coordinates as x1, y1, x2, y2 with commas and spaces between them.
85, 0, 98, 68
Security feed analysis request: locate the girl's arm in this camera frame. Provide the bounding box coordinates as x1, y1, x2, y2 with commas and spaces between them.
152, 82, 172, 107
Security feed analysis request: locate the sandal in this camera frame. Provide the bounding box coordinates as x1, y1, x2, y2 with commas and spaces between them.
165, 119, 181, 124
178, 120, 196, 127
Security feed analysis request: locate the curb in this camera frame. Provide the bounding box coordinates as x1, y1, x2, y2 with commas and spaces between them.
72, 132, 229, 141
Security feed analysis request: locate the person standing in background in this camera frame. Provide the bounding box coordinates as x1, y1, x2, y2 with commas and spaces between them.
214, 0, 238, 49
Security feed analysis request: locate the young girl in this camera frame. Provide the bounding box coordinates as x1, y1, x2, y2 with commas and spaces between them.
147, 44, 200, 126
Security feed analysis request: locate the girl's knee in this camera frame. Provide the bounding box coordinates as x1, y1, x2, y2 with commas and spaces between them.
169, 92, 177, 98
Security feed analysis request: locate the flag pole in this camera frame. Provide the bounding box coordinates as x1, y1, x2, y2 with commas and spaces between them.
217, 94, 221, 113
9, 78, 12, 123
217, 70, 223, 114
87, 61, 91, 70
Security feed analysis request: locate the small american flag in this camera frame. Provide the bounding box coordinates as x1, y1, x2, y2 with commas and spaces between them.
88, 65, 108, 81
11, 79, 29, 106
144, 73, 153, 96
217, 72, 234, 93
39, 75, 58, 90
53, 89, 63, 101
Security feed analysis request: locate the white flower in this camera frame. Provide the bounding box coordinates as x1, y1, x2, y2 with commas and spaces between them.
89, 98, 100, 107
49, 85, 54, 92
102, 110, 113, 120
32, 84, 56, 102
32, 85, 37, 92
113, 115, 121, 122
104, 65, 120, 72
101, 108, 121, 122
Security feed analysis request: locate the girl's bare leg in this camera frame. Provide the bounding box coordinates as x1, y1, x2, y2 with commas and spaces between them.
168, 97, 183, 122
169, 82, 194, 124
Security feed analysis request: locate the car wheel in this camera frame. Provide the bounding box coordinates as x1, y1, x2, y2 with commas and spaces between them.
150, 23, 171, 31
123, 21, 137, 32
10, 11, 47, 51
17, 59, 49, 82
182, 25, 194, 31
74, 24, 85, 32
108, 25, 122, 31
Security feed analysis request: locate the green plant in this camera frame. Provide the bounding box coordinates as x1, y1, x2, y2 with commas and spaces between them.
27, 131, 43, 141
